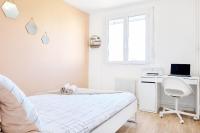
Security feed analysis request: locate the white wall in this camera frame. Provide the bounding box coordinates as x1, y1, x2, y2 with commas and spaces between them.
89, 0, 200, 110
89, 2, 154, 91
89, 0, 198, 91
196, 0, 200, 76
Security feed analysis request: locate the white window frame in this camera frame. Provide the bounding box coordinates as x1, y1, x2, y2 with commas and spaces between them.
105, 8, 154, 65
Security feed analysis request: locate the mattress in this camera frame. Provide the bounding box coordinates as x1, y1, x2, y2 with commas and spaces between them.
29, 92, 136, 133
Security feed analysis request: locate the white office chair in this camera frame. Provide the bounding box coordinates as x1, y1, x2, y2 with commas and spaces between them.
159, 77, 194, 124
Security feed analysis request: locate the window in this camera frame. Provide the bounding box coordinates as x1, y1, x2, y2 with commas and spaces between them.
107, 10, 153, 64
128, 15, 146, 62
108, 19, 124, 61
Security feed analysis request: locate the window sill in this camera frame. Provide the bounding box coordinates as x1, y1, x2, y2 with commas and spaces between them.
106, 61, 147, 65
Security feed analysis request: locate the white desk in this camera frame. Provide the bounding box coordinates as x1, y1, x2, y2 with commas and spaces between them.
139, 75, 200, 120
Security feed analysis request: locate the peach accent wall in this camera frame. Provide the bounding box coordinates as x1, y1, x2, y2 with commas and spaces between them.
0, 0, 89, 95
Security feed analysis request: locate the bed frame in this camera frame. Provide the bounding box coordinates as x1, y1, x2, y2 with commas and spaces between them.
92, 101, 137, 133
42, 89, 137, 133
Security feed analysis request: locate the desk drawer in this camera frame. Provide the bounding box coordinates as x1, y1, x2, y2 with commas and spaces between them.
141, 77, 156, 83
139, 81, 157, 113
181, 78, 198, 85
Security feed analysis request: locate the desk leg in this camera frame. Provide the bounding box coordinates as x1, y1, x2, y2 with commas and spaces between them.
195, 80, 200, 120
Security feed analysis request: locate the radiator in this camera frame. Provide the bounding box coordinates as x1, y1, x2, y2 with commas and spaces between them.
114, 78, 136, 94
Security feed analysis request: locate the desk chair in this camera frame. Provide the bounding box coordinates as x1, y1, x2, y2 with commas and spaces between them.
159, 77, 194, 124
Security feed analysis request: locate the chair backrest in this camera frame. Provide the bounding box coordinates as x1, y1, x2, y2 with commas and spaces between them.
163, 77, 193, 97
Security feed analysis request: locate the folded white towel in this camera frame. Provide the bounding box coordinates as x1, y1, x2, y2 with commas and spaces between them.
69, 85, 78, 93
64, 83, 71, 90
61, 83, 78, 95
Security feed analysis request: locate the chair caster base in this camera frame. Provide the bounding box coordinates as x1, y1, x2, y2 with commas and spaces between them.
193, 116, 199, 120
180, 120, 184, 124
159, 112, 163, 118
127, 119, 137, 123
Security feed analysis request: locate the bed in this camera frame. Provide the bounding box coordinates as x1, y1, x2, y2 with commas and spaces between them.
29, 92, 137, 133
0, 75, 137, 133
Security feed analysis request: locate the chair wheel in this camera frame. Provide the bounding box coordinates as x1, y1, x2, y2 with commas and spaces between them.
159, 112, 163, 118
193, 116, 199, 120
180, 120, 184, 124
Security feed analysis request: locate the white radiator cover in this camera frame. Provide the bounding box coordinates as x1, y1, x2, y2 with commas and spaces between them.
114, 78, 136, 94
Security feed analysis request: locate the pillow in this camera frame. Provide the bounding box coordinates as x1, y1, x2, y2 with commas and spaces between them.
0, 75, 40, 133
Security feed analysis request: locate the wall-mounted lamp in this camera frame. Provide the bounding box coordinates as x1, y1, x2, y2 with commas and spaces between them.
90, 35, 101, 48
1, 1, 19, 19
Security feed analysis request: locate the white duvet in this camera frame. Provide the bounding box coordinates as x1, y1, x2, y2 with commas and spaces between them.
29, 92, 136, 133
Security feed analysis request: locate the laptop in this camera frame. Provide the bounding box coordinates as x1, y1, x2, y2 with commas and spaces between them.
169, 64, 191, 77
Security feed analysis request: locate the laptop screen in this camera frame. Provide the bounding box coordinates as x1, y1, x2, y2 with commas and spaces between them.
170, 64, 190, 76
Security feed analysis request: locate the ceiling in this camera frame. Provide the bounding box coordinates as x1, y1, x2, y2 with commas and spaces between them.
64, 0, 150, 13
